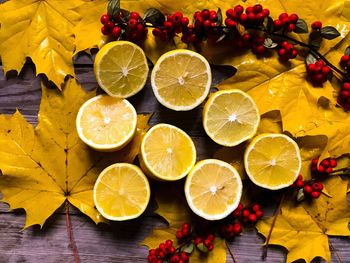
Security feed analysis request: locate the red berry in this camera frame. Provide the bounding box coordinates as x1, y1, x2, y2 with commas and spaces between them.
252, 204, 261, 212
255, 36, 265, 45
325, 167, 333, 174
330, 159, 337, 168
274, 19, 283, 30
176, 230, 183, 239
112, 26, 121, 38
296, 179, 305, 188
204, 239, 212, 248
240, 13, 248, 24
242, 33, 251, 42
246, 6, 254, 14
169, 246, 176, 254
304, 184, 313, 194
312, 182, 324, 191
232, 209, 241, 218
233, 223, 242, 234
152, 28, 162, 37
287, 23, 295, 32
226, 8, 235, 19
312, 158, 319, 165
247, 13, 256, 22
180, 252, 189, 262
194, 11, 201, 19
311, 191, 321, 199
278, 48, 286, 57
130, 12, 140, 20
234, 5, 244, 15
341, 90, 350, 98
158, 251, 165, 259
298, 174, 303, 180
341, 55, 350, 63
281, 17, 290, 26
207, 234, 215, 241
201, 9, 210, 20
101, 26, 110, 35
343, 82, 350, 90
322, 66, 331, 75
170, 255, 180, 263
279, 13, 289, 20
148, 255, 157, 263
315, 60, 325, 67
165, 239, 173, 248
321, 159, 330, 167
262, 9, 270, 17
254, 45, 266, 55
173, 11, 183, 22
253, 4, 263, 14
291, 49, 298, 58
195, 17, 204, 27
164, 21, 173, 32
256, 12, 265, 23
317, 164, 325, 173
289, 14, 299, 24
225, 18, 236, 27
311, 21, 322, 30
105, 21, 115, 29
182, 223, 191, 231
207, 243, 214, 251
248, 214, 257, 223
204, 19, 212, 29
100, 14, 110, 24
210, 12, 218, 22
149, 249, 157, 256
242, 209, 250, 218
181, 17, 189, 27
255, 210, 264, 218
128, 19, 138, 29
194, 237, 202, 245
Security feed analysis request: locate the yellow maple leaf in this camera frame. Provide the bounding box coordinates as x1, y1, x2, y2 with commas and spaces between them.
142, 186, 227, 263
0, 0, 82, 88
0, 79, 151, 228
257, 176, 350, 263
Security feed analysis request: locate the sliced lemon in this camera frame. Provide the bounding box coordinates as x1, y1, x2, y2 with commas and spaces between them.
151, 49, 212, 111
185, 159, 243, 220
76, 95, 137, 151
94, 41, 149, 98
140, 123, 196, 181
244, 133, 302, 190
203, 89, 260, 147
93, 163, 150, 221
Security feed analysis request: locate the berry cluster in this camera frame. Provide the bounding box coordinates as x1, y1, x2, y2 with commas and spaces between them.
292, 175, 324, 199
337, 82, 350, 110
100, 12, 148, 41
193, 234, 215, 252
147, 239, 189, 263
219, 222, 242, 240
251, 36, 266, 56
340, 54, 350, 72
278, 41, 298, 61
225, 4, 270, 27
273, 13, 299, 32
311, 158, 337, 175
175, 223, 191, 240
152, 12, 189, 42
307, 60, 332, 85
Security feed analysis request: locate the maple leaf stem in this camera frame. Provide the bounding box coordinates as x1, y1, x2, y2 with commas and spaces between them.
225, 240, 238, 263
261, 193, 285, 260
65, 201, 80, 263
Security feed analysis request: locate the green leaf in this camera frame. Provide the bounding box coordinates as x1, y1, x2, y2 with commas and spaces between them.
143, 8, 165, 26
320, 26, 341, 40
217, 8, 223, 25
120, 9, 130, 22
263, 38, 278, 49
196, 243, 209, 253
266, 17, 274, 33
181, 242, 195, 254
107, 0, 120, 18
305, 52, 318, 65
309, 31, 322, 49
294, 18, 308, 33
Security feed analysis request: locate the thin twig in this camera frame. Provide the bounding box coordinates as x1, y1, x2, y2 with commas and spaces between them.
225, 240, 238, 263
261, 193, 285, 260
65, 201, 79, 263
330, 167, 350, 174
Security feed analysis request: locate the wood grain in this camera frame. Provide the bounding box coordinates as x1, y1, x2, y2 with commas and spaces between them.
0, 60, 349, 263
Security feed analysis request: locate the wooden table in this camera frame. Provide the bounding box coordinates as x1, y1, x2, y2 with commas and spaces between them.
0, 54, 350, 263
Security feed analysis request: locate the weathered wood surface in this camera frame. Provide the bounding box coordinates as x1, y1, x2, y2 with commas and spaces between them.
0, 54, 350, 263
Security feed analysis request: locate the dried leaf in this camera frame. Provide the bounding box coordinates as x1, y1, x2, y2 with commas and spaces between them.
0, 0, 82, 88
257, 176, 350, 263
0, 80, 151, 228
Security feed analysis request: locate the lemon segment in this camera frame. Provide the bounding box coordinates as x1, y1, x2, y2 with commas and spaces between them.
185, 159, 243, 220
93, 163, 150, 221
203, 89, 260, 147
244, 133, 302, 190
76, 95, 137, 151
94, 41, 149, 98
151, 49, 211, 111
140, 123, 196, 181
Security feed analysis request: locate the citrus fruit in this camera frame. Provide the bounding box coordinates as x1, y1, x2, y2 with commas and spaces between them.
184, 159, 243, 220
244, 133, 302, 190
203, 89, 260, 147
151, 49, 211, 111
93, 163, 150, 221
76, 95, 137, 151
94, 41, 149, 98
140, 123, 196, 181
